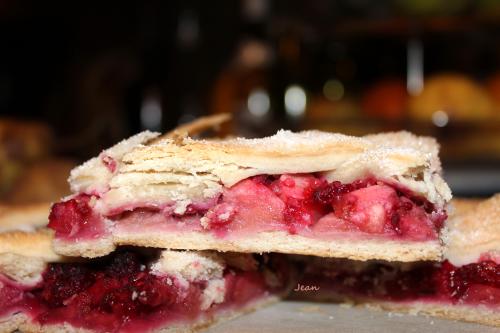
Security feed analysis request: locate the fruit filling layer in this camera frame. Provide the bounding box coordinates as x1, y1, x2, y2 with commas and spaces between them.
295, 259, 500, 307
0, 250, 287, 333
49, 174, 446, 242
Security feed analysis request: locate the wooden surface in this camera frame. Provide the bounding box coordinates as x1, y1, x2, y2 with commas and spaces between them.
206, 301, 497, 333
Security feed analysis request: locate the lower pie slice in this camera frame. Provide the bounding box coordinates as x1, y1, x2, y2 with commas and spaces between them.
0, 230, 291, 333
48, 130, 451, 262
290, 195, 500, 327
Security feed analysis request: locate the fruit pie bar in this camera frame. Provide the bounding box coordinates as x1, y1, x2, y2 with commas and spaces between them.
48, 129, 451, 261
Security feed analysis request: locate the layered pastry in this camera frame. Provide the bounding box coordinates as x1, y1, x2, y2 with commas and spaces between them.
48, 130, 451, 261
291, 195, 500, 327
0, 230, 290, 332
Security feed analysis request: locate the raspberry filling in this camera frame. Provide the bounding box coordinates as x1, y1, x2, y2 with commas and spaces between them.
49, 174, 446, 242
0, 275, 31, 317
0, 251, 287, 333
48, 194, 107, 241
296, 259, 500, 307
101, 154, 117, 173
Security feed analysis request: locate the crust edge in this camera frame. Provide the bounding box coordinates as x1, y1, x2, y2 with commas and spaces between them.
52, 231, 442, 262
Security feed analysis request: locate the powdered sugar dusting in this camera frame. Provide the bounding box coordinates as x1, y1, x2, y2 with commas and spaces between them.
222, 129, 366, 151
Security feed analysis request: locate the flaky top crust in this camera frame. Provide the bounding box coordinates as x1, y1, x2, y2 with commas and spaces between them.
444, 194, 500, 266
69, 129, 451, 213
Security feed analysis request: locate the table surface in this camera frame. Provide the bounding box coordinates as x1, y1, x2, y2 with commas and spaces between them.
205, 301, 498, 333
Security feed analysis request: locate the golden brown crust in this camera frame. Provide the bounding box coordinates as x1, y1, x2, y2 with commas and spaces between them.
443, 194, 500, 266
0, 229, 62, 262
51, 237, 115, 259
0, 202, 51, 232
51, 228, 441, 261
0, 229, 62, 285
110, 231, 441, 262
51, 221, 442, 261
159, 113, 231, 141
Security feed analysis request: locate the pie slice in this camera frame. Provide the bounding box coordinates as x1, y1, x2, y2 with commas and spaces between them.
47, 129, 451, 261
291, 195, 500, 327
0, 230, 290, 332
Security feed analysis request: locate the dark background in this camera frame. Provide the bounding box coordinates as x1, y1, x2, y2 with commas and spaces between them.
1, 0, 500, 196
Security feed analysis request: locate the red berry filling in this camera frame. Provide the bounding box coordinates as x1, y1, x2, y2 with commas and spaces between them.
300, 259, 500, 306
0, 278, 25, 316
35, 251, 184, 330
273, 175, 327, 234
101, 154, 117, 173
203, 174, 444, 240
50, 174, 446, 243
0, 251, 287, 333
48, 194, 107, 241
434, 260, 500, 304
202, 203, 237, 233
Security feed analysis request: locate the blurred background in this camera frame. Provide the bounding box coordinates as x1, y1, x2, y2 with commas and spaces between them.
1, 0, 500, 204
